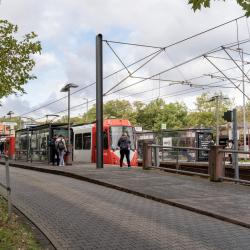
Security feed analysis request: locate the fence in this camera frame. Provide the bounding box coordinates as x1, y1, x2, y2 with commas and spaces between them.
0, 154, 12, 220
142, 143, 250, 184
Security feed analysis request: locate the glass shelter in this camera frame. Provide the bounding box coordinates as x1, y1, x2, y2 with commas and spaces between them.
15, 124, 71, 162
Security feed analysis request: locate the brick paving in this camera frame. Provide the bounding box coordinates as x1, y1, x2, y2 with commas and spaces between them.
0, 167, 250, 249
3, 160, 250, 228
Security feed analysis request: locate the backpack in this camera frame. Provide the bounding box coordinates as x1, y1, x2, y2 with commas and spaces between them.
118, 137, 130, 150
50, 139, 56, 149
57, 140, 65, 151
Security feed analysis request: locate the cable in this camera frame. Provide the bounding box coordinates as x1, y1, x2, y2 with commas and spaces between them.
104, 15, 245, 49
18, 48, 162, 117
105, 41, 131, 75
204, 55, 250, 100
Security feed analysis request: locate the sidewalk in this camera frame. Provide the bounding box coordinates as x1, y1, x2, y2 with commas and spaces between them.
2, 160, 250, 229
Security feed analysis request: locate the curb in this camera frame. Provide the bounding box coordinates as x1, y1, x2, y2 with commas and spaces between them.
4, 162, 250, 230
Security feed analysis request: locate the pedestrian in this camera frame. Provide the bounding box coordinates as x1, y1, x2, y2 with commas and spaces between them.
56, 135, 67, 166
49, 135, 59, 166
117, 132, 131, 168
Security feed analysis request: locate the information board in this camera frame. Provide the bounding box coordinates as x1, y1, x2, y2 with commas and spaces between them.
196, 132, 213, 162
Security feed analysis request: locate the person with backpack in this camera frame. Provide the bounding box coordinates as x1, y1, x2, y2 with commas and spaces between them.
56, 135, 67, 166
49, 135, 59, 166
117, 132, 131, 168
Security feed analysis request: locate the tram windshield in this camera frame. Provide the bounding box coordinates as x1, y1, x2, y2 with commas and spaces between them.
110, 126, 135, 150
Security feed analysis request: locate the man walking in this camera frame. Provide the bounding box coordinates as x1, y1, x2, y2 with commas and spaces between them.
118, 132, 131, 168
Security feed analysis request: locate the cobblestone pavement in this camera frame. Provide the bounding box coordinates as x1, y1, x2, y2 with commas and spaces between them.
5, 160, 250, 227
0, 167, 250, 250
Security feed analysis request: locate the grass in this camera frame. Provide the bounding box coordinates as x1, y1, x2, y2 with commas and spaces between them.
0, 196, 42, 250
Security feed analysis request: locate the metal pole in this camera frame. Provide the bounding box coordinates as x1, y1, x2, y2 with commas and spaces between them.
232, 108, 239, 179
242, 50, 247, 153
68, 88, 70, 145
5, 155, 12, 221
216, 97, 219, 145
96, 34, 103, 168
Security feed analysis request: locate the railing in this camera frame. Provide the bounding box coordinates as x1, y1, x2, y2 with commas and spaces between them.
0, 154, 12, 221
143, 143, 210, 178
142, 143, 250, 184
15, 149, 48, 163
218, 149, 250, 184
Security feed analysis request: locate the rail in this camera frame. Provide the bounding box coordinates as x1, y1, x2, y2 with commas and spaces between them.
0, 154, 12, 221
142, 143, 250, 184
145, 144, 210, 178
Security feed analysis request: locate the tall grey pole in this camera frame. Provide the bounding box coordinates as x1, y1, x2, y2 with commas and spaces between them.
232, 108, 239, 179
216, 97, 219, 145
68, 88, 70, 144
96, 34, 103, 168
242, 50, 247, 153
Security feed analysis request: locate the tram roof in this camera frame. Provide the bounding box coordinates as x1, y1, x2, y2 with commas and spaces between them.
16, 123, 69, 133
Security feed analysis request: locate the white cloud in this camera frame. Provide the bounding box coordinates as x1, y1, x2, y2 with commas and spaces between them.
0, 0, 249, 117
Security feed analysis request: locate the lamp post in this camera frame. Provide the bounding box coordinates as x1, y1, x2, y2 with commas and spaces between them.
46, 114, 60, 123
60, 83, 78, 165
7, 111, 14, 120
208, 95, 228, 145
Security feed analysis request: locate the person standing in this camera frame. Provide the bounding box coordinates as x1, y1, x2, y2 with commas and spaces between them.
49, 135, 59, 166
118, 132, 131, 168
56, 135, 67, 166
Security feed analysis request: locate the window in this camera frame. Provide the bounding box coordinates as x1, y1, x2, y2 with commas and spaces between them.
83, 133, 91, 150
110, 126, 135, 150
75, 134, 83, 150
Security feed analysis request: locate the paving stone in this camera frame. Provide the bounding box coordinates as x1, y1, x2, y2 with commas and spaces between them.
0, 167, 250, 249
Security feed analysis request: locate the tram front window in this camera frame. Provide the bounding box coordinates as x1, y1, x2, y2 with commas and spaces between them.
110, 126, 135, 150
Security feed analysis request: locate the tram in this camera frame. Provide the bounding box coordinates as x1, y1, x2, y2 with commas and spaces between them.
72, 119, 138, 166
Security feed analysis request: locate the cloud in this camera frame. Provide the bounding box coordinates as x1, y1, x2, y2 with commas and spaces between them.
0, 0, 249, 117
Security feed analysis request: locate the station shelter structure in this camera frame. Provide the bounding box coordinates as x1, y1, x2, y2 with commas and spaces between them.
15, 123, 72, 162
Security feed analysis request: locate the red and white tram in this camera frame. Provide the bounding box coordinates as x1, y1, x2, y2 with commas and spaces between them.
72, 119, 138, 166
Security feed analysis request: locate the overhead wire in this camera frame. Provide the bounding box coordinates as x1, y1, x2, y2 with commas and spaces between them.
18, 15, 247, 118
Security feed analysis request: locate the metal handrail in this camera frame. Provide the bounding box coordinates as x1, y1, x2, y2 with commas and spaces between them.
149, 144, 210, 152
219, 149, 250, 154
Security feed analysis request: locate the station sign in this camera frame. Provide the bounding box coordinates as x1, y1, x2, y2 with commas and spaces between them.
196, 132, 213, 162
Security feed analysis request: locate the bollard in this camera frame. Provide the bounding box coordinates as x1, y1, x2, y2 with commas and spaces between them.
142, 142, 152, 170
208, 145, 224, 182
5, 155, 12, 221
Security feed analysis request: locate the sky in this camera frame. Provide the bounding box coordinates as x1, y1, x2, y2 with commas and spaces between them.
0, 0, 249, 122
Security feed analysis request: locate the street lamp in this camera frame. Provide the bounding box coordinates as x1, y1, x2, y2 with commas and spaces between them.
46, 114, 60, 123
208, 95, 229, 145
7, 111, 14, 119
60, 83, 78, 165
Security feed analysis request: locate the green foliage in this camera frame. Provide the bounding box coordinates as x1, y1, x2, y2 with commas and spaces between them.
187, 93, 232, 127
188, 0, 250, 16
0, 20, 41, 99
0, 196, 42, 249
132, 98, 188, 131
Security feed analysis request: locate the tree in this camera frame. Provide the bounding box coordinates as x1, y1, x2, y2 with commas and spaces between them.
133, 98, 188, 131
187, 93, 233, 128
188, 0, 250, 16
0, 20, 41, 99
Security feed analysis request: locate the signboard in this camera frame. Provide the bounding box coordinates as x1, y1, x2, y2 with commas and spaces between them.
2, 122, 17, 126
134, 126, 143, 132
161, 123, 166, 130
162, 137, 172, 147
196, 132, 213, 162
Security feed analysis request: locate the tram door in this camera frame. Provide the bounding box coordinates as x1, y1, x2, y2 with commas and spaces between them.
92, 128, 110, 164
